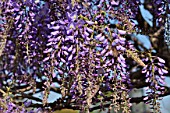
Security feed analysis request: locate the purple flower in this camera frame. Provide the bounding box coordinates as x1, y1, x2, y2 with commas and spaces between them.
116, 45, 126, 51
68, 46, 73, 52
24, 100, 32, 107
99, 36, 105, 41
86, 20, 94, 25
65, 36, 74, 42
112, 33, 117, 37
161, 69, 168, 74
84, 31, 90, 37
157, 77, 165, 84
119, 54, 125, 61
86, 27, 93, 33
118, 29, 126, 35
69, 23, 76, 29
143, 96, 148, 100
121, 62, 126, 67
51, 31, 59, 35
146, 78, 150, 83
101, 49, 107, 55
59, 20, 66, 24
43, 48, 53, 53
51, 26, 60, 30
61, 58, 66, 63
15, 15, 20, 20
43, 57, 49, 62
67, 12, 77, 22
68, 54, 73, 61
29, 12, 35, 17
157, 57, 165, 63
62, 46, 68, 50
63, 51, 69, 56
111, 0, 119, 5
95, 33, 102, 39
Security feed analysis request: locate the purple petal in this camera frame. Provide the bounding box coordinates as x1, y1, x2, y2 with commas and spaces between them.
111, 0, 119, 5
101, 49, 107, 55
157, 57, 165, 63
112, 59, 114, 63
69, 23, 75, 29
146, 71, 150, 77
86, 27, 93, 33
18, 24, 22, 28
84, 31, 90, 37
161, 69, 168, 74
15, 15, 20, 20
86, 37, 91, 41
62, 46, 68, 50
119, 38, 126, 41
155, 84, 160, 90
118, 29, 126, 35
158, 68, 164, 75
114, 39, 119, 43
51, 31, 59, 35
108, 50, 113, 56
67, 29, 73, 35
63, 51, 69, 56
112, 33, 116, 37
43, 48, 53, 53
51, 52, 55, 58
117, 64, 121, 70
51, 26, 60, 30
24, 100, 32, 107
68, 54, 73, 61
52, 72, 56, 78
72, 48, 76, 54
158, 77, 165, 84
47, 42, 53, 46
59, 20, 66, 24
146, 78, 150, 83
58, 69, 63, 74
99, 36, 105, 41
142, 69, 147, 73
55, 60, 59, 66
29, 12, 35, 17
95, 33, 102, 39
74, 30, 78, 36
143, 96, 148, 100
116, 45, 126, 51
86, 20, 94, 25
65, 36, 74, 41
103, 39, 108, 44
95, 58, 100, 61
121, 63, 126, 67
61, 58, 66, 63
68, 46, 73, 52
118, 56, 122, 63
57, 51, 61, 57
154, 66, 158, 71
158, 62, 164, 67
119, 54, 125, 61
51, 21, 56, 25
43, 57, 49, 62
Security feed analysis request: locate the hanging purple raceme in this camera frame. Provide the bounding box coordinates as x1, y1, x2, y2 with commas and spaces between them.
142, 55, 168, 112
142, 56, 168, 90
43, 0, 142, 112
0, 97, 41, 113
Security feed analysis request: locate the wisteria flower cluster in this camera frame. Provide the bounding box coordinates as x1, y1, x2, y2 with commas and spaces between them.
0, 0, 169, 113
141, 55, 168, 112
0, 96, 42, 113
